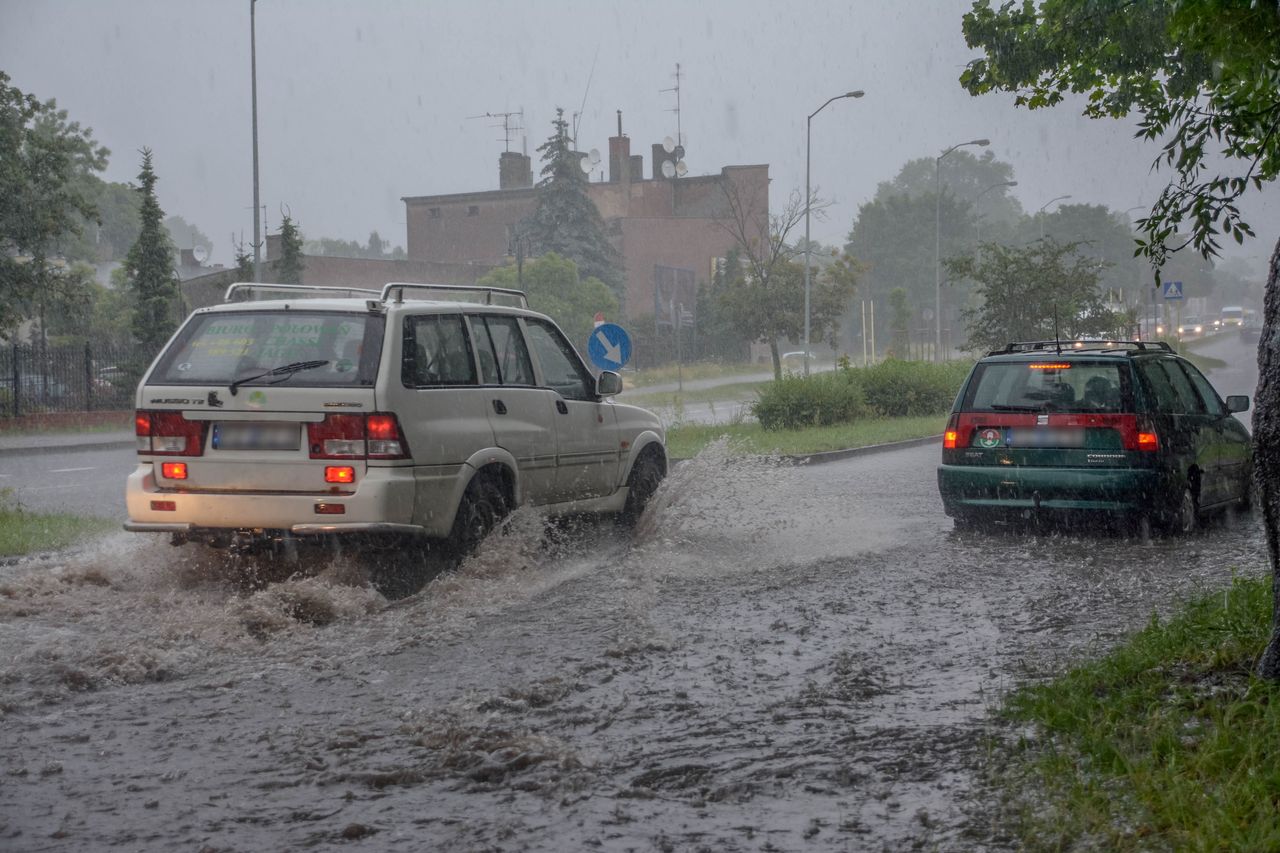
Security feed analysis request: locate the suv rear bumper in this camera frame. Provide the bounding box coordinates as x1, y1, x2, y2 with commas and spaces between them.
937, 464, 1169, 517
124, 463, 423, 536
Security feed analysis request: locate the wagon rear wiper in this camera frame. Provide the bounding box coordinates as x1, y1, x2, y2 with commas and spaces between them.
987, 404, 1042, 412
229, 360, 329, 395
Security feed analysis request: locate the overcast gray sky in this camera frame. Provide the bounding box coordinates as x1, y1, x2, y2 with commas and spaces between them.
3, 0, 1275, 273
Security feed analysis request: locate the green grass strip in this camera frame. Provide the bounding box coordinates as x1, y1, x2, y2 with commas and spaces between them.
997, 574, 1280, 851
665, 415, 945, 459
0, 507, 119, 557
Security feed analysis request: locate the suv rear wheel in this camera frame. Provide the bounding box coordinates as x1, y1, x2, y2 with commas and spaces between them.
450, 476, 508, 557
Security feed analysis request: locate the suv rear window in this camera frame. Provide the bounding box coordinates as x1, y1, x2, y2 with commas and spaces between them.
150, 310, 385, 387
961, 360, 1131, 413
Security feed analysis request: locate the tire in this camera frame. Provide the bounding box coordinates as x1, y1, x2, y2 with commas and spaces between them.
620, 451, 665, 526
1165, 486, 1199, 535
449, 477, 507, 557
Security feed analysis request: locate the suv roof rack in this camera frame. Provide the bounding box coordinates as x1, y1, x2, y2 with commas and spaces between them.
224, 282, 381, 303
988, 339, 1174, 356
380, 282, 528, 309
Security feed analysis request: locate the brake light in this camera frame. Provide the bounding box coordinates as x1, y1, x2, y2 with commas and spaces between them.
943, 414, 959, 450
135, 410, 206, 456
325, 466, 355, 483
161, 462, 188, 480
307, 413, 409, 460
1115, 414, 1160, 451
1029, 363, 1072, 370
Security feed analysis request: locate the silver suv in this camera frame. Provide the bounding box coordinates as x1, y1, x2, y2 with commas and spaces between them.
125, 283, 667, 565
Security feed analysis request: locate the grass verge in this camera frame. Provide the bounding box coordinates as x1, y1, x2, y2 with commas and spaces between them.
0, 504, 119, 557
665, 415, 945, 459
624, 380, 768, 410
626, 361, 765, 388
994, 573, 1280, 851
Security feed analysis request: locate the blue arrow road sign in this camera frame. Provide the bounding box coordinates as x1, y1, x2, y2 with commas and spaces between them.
1162, 280, 1184, 300
587, 323, 632, 371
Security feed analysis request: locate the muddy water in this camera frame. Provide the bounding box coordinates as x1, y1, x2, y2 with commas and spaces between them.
0, 441, 1267, 851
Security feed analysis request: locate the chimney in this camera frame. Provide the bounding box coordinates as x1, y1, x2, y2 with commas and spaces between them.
608, 110, 631, 184
499, 151, 533, 189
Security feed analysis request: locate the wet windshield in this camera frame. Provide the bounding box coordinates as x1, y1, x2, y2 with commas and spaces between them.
150, 311, 383, 387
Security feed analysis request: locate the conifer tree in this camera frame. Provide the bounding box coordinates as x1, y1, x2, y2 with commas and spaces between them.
524, 109, 623, 302
233, 240, 254, 281
276, 214, 304, 284
124, 148, 180, 354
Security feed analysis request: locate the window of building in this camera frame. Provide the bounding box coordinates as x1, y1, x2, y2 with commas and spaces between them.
428, 207, 441, 219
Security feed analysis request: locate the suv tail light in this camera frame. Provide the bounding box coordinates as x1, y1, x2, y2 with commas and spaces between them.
135, 410, 207, 456
307, 413, 409, 460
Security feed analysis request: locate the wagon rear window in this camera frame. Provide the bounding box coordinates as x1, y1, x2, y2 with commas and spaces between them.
962, 360, 1130, 413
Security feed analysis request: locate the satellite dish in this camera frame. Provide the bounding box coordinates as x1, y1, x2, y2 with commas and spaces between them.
662, 135, 675, 153
673, 144, 686, 160
675, 160, 688, 177
192, 245, 209, 264
661, 159, 676, 178
579, 155, 593, 173
588, 148, 601, 165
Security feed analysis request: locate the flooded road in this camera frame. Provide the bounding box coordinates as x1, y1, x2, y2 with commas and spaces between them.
1, 438, 1267, 851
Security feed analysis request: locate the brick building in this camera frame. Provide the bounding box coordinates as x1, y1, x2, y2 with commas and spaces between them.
402, 119, 769, 321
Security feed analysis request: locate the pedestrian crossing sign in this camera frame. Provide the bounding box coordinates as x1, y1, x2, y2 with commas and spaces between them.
1162, 280, 1184, 300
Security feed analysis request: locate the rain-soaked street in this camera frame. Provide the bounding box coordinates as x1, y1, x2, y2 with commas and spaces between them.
1, 431, 1267, 851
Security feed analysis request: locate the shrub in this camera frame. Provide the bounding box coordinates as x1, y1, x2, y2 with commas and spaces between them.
861, 359, 971, 417
752, 370, 868, 430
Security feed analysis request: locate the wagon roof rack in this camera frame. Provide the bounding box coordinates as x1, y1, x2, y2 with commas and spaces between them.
988, 339, 1174, 356
380, 282, 528, 308
224, 282, 381, 303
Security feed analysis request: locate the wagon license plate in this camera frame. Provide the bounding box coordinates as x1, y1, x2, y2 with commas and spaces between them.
1006, 427, 1085, 448
211, 421, 300, 451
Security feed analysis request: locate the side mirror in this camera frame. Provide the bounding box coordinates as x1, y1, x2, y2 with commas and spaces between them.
1226, 395, 1250, 413
596, 370, 622, 397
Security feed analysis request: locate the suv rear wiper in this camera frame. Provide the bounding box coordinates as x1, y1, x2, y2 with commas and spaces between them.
229, 359, 329, 396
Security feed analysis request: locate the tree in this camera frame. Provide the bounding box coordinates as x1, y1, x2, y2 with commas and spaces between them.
477, 252, 618, 349
164, 214, 212, 253
60, 178, 140, 263
275, 214, 304, 284
0, 71, 108, 337
524, 109, 624, 301
948, 239, 1125, 352
716, 186, 856, 379
233, 239, 254, 281
123, 149, 181, 355
887, 287, 911, 358
959, 0, 1280, 677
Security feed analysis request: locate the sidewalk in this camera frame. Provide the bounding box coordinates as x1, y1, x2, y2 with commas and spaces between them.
0, 429, 136, 456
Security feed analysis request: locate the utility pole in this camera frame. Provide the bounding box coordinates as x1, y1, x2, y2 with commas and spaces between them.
250, 0, 262, 282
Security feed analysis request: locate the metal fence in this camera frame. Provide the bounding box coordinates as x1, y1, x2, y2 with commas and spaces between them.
1, 341, 142, 417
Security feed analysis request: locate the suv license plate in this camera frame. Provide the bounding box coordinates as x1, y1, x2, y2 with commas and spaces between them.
1006, 427, 1085, 448
212, 422, 300, 451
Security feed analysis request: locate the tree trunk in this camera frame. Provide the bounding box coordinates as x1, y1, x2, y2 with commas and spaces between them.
1254, 233, 1280, 679
769, 340, 782, 381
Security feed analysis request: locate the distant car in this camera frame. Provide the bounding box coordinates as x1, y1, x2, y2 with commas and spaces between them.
1177, 316, 1204, 337
781, 350, 815, 368
938, 339, 1253, 534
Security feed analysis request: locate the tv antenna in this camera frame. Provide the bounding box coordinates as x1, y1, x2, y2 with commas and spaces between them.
659, 62, 688, 177
571, 48, 600, 149
466, 109, 525, 152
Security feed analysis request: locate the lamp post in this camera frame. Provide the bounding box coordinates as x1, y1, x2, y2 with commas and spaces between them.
974, 180, 1017, 245
803, 89, 864, 376
934, 138, 989, 361
250, 0, 262, 282
1037, 194, 1072, 240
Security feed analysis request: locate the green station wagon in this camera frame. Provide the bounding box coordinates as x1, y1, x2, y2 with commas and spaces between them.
938, 340, 1253, 533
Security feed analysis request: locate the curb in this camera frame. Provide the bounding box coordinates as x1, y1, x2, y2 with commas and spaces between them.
671, 433, 942, 466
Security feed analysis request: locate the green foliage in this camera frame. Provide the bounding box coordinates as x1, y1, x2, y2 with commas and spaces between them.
752, 370, 868, 430
60, 178, 140, 263
477, 252, 618, 350
886, 287, 910, 358
861, 358, 970, 417
303, 230, 406, 259
997, 573, 1280, 851
960, 0, 1280, 267
233, 241, 254, 281
524, 109, 623, 300
664, 415, 946, 460
0, 71, 108, 336
949, 239, 1127, 352
164, 214, 211, 253
0, 492, 119, 556
124, 149, 180, 354
275, 214, 305, 284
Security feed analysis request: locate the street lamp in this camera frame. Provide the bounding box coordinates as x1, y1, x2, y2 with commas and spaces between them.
803, 89, 864, 375
1037, 194, 1072, 240
934, 138, 989, 361
250, 0, 262, 282
974, 180, 1017, 245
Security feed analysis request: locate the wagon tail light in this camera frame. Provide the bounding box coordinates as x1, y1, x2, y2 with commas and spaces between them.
307, 413, 409, 460
1119, 414, 1159, 452
135, 410, 207, 456
943, 413, 959, 450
